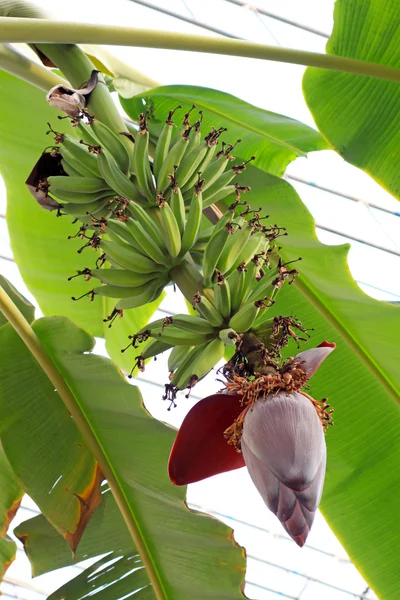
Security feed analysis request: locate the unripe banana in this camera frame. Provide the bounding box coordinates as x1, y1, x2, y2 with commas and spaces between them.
132, 116, 156, 202
99, 240, 164, 274
202, 225, 231, 287
105, 219, 137, 246
125, 218, 169, 265
90, 268, 160, 287
173, 337, 224, 390
170, 341, 210, 389
229, 300, 264, 332
97, 149, 143, 202
228, 265, 247, 312
92, 280, 161, 298
170, 188, 186, 236
148, 327, 212, 347
156, 130, 190, 193
201, 167, 236, 202
49, 187, 112, 205
175, 140, 208, 188
246, 270, 278, 303
140, 338, 173, 360
216, 224, 253, 276
61, 157, 82, 177
171, 314, 216, 334
168, 344, 193, 372
180, 189, 203, 255
202, 185, 236, 208
62, 198, 112, 218
201, 154, 230, 192
61, 136, 101, 177
193, 294, 224, 328
89, 119, 131, 174
224, 231, 267, 278
153, 107, 180, 179
47, 175, 110, 195
182, 141, 217, 192
159, 201, 182, 258
213, 278, 232, 319
116, 279, 167, 310
125, 206, 165, 253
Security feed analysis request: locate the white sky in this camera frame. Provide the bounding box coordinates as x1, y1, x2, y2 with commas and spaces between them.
1, 0, 399, 598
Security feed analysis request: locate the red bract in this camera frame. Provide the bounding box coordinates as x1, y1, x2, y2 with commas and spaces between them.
168, 341, 335, 547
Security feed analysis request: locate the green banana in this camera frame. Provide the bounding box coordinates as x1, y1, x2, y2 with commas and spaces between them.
99, 240, 164, 273
90, 268, 160, 287
193, 294, 224, 327
228, 265, 247, 312
140, 338, 173, 360
201, 167, 236, 202
170, 314, 216, 334
97, 149, 143, 202
156, 129, 190, 193
224, 231, 267, 278
148, 326, 212, 347
229, 300, 262, 332
180, 188, 203, 254
47, 175, 110, 194
125, 218, 168, 265
132, 115, 156, 202
153, 107, 180, 179
61, 158, 82, 177
202, 225, 231, 287
61, 136, 101, 177
89, 119, 131, 174
126, 202, 165, 249
173, 337, 225, 390
175, 139, 208, 188
216, 224, 253, 276
105, 219, 137, 246
168, 344, 193, 372
214, 278, 232, 319
170, 341, 210, 389
116, 280, 167, 310
49, 187, 112, 205
246, 270, 278, 303
202, 185, 236, 208
62, 199, 112, 218
93, 279, 163, 298
159, 201, 182, 258
201, 153, 230, 192
170, 188, 186, 236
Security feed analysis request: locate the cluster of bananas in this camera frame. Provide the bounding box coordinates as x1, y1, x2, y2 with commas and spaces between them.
31, 99, 301, 393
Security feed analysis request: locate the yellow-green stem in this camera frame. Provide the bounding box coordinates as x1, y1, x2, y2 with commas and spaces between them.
2, 19, 400, 82
0, 43, 66, 88
0, 285, 167, 600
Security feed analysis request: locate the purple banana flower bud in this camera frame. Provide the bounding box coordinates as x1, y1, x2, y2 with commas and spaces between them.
168, 341, 335, 546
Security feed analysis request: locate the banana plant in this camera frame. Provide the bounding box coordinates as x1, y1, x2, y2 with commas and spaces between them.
0, 1, 399, 598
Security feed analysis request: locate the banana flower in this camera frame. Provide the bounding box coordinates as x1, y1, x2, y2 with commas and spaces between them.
168, 341, 335, 546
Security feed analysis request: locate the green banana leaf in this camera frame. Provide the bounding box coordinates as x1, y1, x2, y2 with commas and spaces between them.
303, 0, 400, 200
14, 488, 133, 576
120, 85, 328, 177
0, 70, 162, 368
0, 274, 35, 327
2, 315, 245, 598
0, 448, 23, 579
0, 322, 102, 552
219, 165, 399, 600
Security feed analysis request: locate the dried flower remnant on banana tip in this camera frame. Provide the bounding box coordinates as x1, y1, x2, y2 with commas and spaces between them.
168, 341, 335, 547
46, 70, 99, 118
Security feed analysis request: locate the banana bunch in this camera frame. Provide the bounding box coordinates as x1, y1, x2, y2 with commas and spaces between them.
126, 211, 298, 392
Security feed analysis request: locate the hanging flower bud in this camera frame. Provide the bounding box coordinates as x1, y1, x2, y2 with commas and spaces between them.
168, 341, 335, 546
46, 70, 99, 118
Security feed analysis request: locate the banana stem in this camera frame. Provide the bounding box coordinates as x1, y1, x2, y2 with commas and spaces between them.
170, 258, 204, 303
0, 43, 66, 88
0, 284, 167, 600
2, 19, 400, 82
